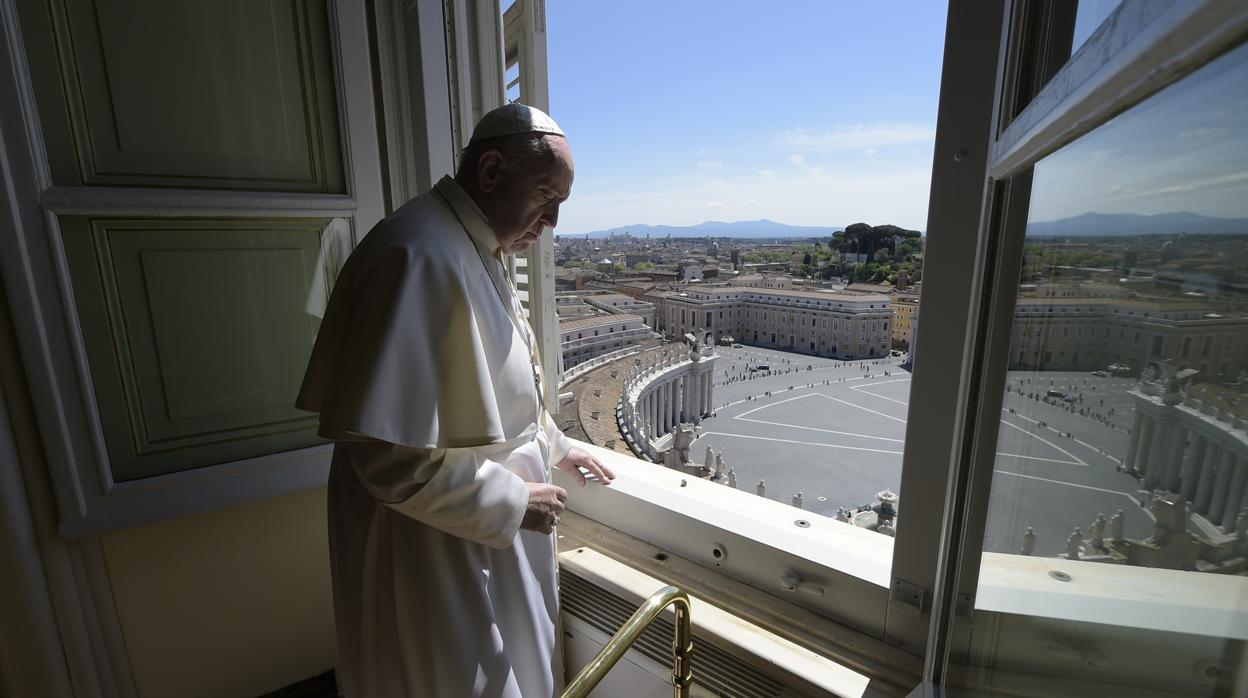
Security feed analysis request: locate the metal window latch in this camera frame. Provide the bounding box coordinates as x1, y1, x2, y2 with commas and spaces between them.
890, 578, 926, 616
780, 568, 825, 596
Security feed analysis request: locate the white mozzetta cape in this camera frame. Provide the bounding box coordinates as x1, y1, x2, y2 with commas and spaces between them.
299, 180, 543, 449
298, 177, 572, 697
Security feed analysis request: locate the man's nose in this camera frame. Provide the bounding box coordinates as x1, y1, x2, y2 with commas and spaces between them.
544, 203, 560, 230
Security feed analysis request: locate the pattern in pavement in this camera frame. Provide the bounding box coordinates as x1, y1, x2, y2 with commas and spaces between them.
694, 346, 1155, 557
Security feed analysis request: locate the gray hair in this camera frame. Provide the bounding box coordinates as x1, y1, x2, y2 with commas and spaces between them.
455, 132, 559, 182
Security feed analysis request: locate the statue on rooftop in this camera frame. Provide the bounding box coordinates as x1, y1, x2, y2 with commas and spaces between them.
727, 467, 737, 488
714, 452, 726, 480
1089, 513, 1107, 550
704, 446, 714, 471
1020, 527, 1037, 556
756, 479, 766, 497
1065, 527, 1084, 560
1107, 509, 1125, 542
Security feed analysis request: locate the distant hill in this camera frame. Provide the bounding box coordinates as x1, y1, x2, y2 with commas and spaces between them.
1026, 211, 1248, 237
569, 218, 845, 239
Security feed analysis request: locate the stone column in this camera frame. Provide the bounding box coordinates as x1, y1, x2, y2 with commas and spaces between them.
1164, 425, 1188, 492
1210, 449, 1236, 522
664, 382, 673, 433
1143, 417, 1168, 488
656, 388, 663, 434
1195, 442, 1221, 514
683, 374, 691, 422
1181, 434, 1207, 502
652, 390, 660, 437
1124, 411, 1144, 472
1133, 416, 1154, 477
673, 377, 683, 427
1222, 458, 1248, 530
669, 380, 677, 428
702, 372, 711, 415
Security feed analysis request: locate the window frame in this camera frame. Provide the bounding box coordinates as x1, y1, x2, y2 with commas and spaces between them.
921, 0, 1248, 687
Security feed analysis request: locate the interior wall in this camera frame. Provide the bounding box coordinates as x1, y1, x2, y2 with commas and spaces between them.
100, 487, 336, 698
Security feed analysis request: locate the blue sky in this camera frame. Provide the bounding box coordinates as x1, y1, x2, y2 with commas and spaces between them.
546, 2, 1248, 236
1028, 40, 1248, 224
547, 1, 949, 234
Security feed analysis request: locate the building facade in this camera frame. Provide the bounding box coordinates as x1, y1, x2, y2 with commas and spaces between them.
559, 313, 653, 371
892, 293, 919, 350
647, 286, 892, 359
1008, 297, 1248, 377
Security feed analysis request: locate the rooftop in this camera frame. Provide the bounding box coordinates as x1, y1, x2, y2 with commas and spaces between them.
659, 286, 892, 303
559, 313, 645, 331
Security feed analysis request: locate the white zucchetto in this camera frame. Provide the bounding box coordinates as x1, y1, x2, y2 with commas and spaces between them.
468, 103, 564, 144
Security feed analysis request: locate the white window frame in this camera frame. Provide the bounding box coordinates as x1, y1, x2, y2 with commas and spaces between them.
0, 0, 387, 536
917, 0, 1248, 690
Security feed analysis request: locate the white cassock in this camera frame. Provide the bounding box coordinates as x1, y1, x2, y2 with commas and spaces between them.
296, 175, 573, 697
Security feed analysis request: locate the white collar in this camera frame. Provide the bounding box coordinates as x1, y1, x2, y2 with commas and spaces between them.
434, 176, 502, 257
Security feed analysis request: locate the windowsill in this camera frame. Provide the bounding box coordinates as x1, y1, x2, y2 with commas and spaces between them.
557, 439, 893, 589
560, 440, 1248, 644
975, 552, 1248, 640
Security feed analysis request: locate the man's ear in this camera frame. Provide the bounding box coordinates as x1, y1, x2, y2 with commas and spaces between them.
477, 149, 505, 193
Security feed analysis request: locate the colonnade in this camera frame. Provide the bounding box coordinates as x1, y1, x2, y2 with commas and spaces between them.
615, 344, 718, 462
636, 368, 714, 439
1123, 398, 1248, 531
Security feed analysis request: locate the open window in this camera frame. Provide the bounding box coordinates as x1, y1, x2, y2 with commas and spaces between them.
500, 1, 1248, 694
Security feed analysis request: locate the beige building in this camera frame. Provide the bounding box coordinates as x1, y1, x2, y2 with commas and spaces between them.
648, 286, 892, 359
892, 293, 920, 349
559, 313, 653, 371
1008, 297, 1248, 377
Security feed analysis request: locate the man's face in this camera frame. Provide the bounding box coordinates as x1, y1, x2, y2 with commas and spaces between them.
477, 136, 574, 255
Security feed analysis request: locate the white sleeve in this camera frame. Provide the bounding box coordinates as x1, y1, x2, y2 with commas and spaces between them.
542, 410, 574, 466
344, 440, 530, 549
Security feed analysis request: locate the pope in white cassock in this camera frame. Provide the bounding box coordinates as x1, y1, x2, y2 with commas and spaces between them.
297, 104, 615, 697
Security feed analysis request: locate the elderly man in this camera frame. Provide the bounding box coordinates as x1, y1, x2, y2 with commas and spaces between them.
297, 104, 614, 697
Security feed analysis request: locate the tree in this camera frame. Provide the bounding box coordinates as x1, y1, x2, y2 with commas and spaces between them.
803, 252, 813, 265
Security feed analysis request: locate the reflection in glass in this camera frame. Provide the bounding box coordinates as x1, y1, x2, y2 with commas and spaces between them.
966, 41, 1248, 696
1071, 0, 1122, 55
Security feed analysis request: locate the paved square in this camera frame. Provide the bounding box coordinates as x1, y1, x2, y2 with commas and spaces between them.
693, 346, 1154, 556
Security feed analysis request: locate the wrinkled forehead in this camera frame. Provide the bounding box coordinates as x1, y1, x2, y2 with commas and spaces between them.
536, 137, 574, 194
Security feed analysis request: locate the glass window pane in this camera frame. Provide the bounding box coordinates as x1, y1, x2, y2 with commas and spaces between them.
963, 41, 1248, 695
1071, 0, 1122, 55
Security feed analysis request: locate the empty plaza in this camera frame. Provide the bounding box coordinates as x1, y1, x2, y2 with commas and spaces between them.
693, 345, 1156, 557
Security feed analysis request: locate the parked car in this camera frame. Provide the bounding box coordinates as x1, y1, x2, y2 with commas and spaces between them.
1046, 389, 1066, 398
1091, 370, 1108, 377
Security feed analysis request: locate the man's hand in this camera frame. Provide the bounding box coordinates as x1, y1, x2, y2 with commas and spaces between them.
555, 447, 616, 487
521, 482, 567, 535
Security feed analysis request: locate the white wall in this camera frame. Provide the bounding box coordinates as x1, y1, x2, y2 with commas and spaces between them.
100, 489, 336, 697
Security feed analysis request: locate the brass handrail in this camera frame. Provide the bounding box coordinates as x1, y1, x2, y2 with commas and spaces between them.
561, 585, 693, 698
